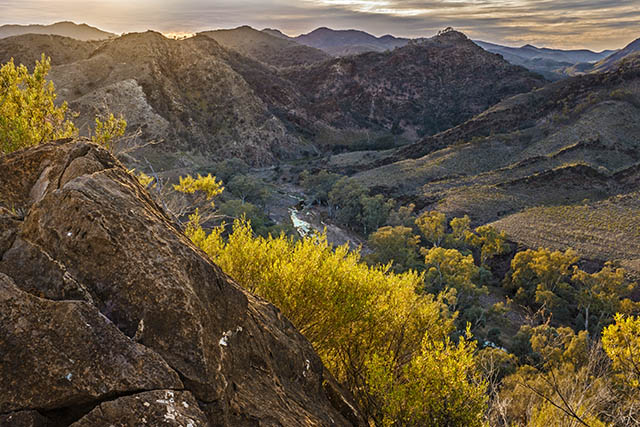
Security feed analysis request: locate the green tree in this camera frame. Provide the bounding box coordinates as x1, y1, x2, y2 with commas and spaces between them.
217, 199, 286, 238
227, 174, 269, 205
424, 247, 486, 308
210, 157, 249, 183
300, 169, 341, 205
572, 264, 638, 333
506, 248, 578, 320
367, 226, 420, 272
1, 54, 76, 153
358, 194, 394, 235
387, 203, 416, 228
472, 225, 511, 265
415, 211, 446, 247
444, 215, 471, 248
328, 177, 367, 228
476, 346, 518, 387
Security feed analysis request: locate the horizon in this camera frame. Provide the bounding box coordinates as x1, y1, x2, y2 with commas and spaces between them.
0, 0, 638, 51
0, 19, 636, 53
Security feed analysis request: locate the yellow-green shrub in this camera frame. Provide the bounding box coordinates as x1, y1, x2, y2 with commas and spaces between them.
602, 314, 640, 388
0, 54, 76, 153
186, 215, 487, 424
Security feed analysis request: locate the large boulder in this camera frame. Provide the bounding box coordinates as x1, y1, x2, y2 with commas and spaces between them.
0, 140, 362, 426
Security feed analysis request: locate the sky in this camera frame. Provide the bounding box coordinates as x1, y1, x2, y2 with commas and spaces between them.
0, 0, 639, 50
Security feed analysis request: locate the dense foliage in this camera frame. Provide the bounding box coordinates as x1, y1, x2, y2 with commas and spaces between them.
0, 54, 76, 153
1, 55, 128, 154
504, 248, 638, 333
603, 314, 640, 388
186, 214, 488, 425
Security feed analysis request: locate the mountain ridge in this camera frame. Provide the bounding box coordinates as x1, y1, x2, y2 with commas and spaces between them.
0, 28, 544, 167
200, 26, 331, 68
589, 37, 640, 74
261, 26, 410, 56
474, 40, 616, 80
0, 21, 115, 41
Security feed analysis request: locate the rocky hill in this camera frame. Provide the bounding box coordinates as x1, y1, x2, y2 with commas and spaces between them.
0, 140, 362, 426
200, 26, 330, 68
0, 21, 114, 41
284, 29, 545, 141
343, 55, 640, 270
43, 31, 305, 167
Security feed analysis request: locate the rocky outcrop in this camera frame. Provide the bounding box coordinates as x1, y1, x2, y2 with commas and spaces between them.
0, 140, 361, 426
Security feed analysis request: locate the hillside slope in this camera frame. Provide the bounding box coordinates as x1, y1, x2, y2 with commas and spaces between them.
44, 31, 305, 166
347, 55, 640, 268
0, 34, 99, 66
590, 37, 640, 73
491, 191, 640, 273
0, 140, 362, 426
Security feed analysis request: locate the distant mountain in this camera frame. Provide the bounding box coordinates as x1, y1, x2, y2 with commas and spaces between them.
475, 41, 614, 64
292, 27, 409, 56
200, 26, 330, 68
589, 37, 640, 73
475, 40, 615, 80
0, 21, 114, 41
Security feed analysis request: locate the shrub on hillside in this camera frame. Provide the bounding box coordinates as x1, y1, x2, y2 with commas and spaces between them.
185, 215, 488, 424
0, 54, 76, 153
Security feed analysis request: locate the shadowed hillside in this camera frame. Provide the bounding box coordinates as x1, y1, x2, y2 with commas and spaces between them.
284, 29, 545, 142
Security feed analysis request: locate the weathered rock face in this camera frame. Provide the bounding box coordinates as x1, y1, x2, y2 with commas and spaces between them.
0, 140, 361, 426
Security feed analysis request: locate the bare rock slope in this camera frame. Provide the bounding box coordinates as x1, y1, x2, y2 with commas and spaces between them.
0, 140, 361, 426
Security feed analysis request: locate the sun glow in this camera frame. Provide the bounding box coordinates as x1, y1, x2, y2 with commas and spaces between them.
162, 31, 196, 40
316, 0, 431, 16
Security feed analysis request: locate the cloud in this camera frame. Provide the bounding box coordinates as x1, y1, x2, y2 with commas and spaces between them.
0, 0, 638, 50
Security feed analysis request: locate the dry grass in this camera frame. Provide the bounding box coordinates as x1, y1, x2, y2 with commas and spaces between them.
491, 192, 640, 272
